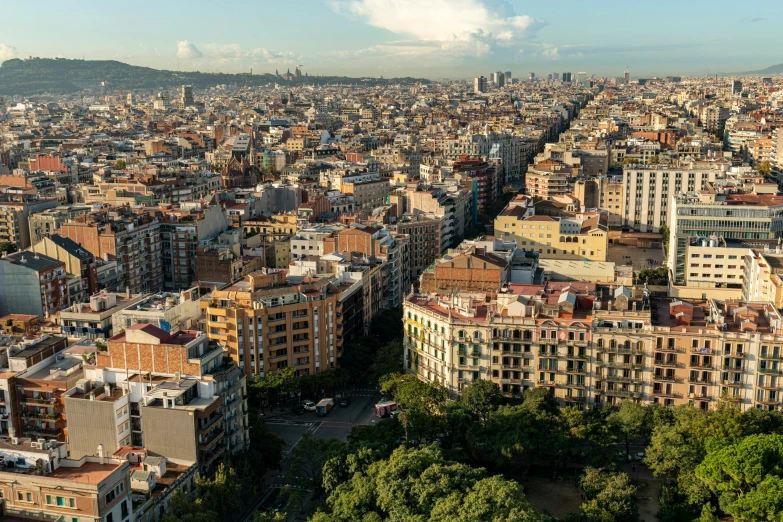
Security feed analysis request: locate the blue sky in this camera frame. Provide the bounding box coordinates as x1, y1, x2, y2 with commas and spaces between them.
1, 0, 781, 78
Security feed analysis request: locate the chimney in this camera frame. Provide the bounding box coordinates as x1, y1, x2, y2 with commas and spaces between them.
125, 286, 131, 298
96, 444, 105, 464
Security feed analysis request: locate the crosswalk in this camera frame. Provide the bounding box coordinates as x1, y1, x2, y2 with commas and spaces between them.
319, 421, 355, 428
348, 388, 380, 397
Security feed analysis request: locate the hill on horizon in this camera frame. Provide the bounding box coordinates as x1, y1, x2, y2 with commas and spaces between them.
745, 62, 783, 75
0, 58, 428, 96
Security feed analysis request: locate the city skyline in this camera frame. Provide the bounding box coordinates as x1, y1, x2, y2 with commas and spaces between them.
0, 0, 782, 79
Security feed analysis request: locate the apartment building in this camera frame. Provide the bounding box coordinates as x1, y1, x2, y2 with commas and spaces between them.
341, 176, 391, 210
59, 291, 145, 340
80, 324, 241, 467
159, 204, 230, 291
451, 156, 501, 210
242, 213, 299, 245
291, 225, 340, 261
668, 192, 783, 286
442, 132, 523, 181
405, 282, 783, 412
398, 182, 473, 247
676, 237, 749, 298
0, 195, 58, 249
391, 214, 444, 280
28, 204, 92, 245
330, 224, 409, 307
744, 249, 783, 308
202, 269, 343, 377
0, 439, 132, 522
0, 314, 40, 336
622, 166, 724, 232
31, 234, 99, 296
526, 164, 571, 200
13, 336, 79, 441
0, 251, 68, 319
59, 209, 163, 294
494, 211, 609, 261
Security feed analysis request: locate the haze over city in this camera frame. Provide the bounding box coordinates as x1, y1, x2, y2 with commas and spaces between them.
1, 0, 782, 78
4, 2, 783, 522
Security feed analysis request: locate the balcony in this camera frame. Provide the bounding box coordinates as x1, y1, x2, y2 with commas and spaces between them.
603, 375, 638, 383
759, 368, 782, 375
603, 389, 641, 399
654, 345, 684, 353
24, 426, 60, 437
199, 413, 224, 433
202, 446, 226, 468
653, 374, 676, 382
564, 396, 586, 403
22, 411, 61, 422
19, 396, 56, 406
653, 359, 683, 368
199, 428, 225, 450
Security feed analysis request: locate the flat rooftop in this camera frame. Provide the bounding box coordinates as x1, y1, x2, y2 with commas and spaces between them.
49, 461, 122, 485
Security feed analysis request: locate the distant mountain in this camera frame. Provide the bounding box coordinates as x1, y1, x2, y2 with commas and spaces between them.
0, 58, 428, 96
743, 62, 783, 75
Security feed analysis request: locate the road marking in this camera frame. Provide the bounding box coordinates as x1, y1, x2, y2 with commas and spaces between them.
285, 421, 322, 455
265, 420, 314, 426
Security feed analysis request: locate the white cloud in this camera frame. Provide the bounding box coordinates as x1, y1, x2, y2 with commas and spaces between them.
176, 40, 203, 60
329, 0, 545, 60
0, 43, 16, 63
331, 0, 543, 42
199, 43, 300, 64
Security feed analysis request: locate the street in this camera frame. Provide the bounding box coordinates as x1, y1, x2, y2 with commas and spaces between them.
249, 384, 382, 520
264, 385, 382, 445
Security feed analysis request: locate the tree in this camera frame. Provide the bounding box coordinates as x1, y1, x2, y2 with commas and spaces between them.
637, 267, 668, 285
608, 401, 648, 458
645, 406, 712, 505
0, 242, 17, 255
251, 512, 286, 522
580, 468, 639, 522
251, 366, 297, 406
370, 340, 404, 383
339, 337, 375, 380
160, 490, 219, 522
379, 373, 448, 442
284, 432, 343, 491
658, 223, 670, 253
757, 160, 773, 179
313, 445, 549, 522
196, 463, 241, 517
460, 379, 501, 423
115, 159, 126, 170
695, 434, 783, 521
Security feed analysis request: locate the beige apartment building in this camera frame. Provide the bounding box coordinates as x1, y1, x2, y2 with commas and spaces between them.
341, 177, 391, 210
202, 269, 343, 376
0, 440, 132, 522
494, 210, 609, 261
404, 283, 783, 412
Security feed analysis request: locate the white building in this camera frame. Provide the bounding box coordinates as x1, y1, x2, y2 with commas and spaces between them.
622, 166, 725, 232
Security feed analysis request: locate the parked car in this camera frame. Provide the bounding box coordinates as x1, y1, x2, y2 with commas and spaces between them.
339, 397, 352, 407
290, 405, 304, 415
635, 451, 645, 461
302, 400, 316, 412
